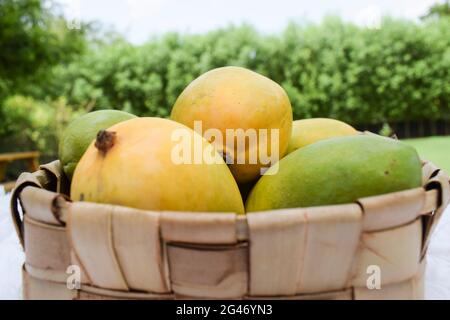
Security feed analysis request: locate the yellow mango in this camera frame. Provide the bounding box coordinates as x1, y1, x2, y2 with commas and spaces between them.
71, 117, 245, 214
287, 118, 357, 154
171, 66, 293, 183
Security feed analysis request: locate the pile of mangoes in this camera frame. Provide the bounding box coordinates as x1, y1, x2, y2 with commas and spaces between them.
60, 66, 422, 214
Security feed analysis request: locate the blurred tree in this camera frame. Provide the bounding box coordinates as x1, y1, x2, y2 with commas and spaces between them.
1, 12, 450, 158
422, 1, 450, 20
43, 19, 450, 126
0, 95, 82, 157
0, 0, 92, 161
0, 0, 89, 100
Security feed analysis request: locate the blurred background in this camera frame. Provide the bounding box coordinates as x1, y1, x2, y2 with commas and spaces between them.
0, 0, 449, 182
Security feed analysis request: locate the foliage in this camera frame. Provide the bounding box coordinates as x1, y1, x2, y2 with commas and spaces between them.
42, 18, 450, 126
0, 95, 84, 157
0, 0, 89, 158
422, 1, 450, 20
1, 15, 450, 158
0, 0, 89, 100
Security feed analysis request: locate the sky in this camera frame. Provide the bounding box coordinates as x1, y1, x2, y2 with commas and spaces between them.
58, 0, 439, 44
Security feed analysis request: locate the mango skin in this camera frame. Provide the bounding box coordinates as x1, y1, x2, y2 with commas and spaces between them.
59, 110, 137, 180
170, 66, 293, 184
246, 135, 422, 212
287, 118, 358, 154
71, 117, 245, 214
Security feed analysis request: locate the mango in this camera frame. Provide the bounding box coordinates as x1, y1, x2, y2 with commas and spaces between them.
171, 66, 293, 183
287, 118, 358, 154
59, 110, 137, 180
71, 117, 245, 214
246, 135, 422, 212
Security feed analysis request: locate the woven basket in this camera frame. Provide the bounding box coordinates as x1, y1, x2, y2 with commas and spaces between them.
10, 159, 450, 300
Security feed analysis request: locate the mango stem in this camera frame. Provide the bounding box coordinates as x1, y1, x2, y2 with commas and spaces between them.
95, 130, 116, 156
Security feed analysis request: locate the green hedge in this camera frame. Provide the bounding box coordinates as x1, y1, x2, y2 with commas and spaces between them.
0, 95, 83, 157
43, 17, 450, 125
2, 17, 450, 158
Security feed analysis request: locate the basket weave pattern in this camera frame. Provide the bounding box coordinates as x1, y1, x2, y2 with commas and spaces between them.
10, 160, 450, 300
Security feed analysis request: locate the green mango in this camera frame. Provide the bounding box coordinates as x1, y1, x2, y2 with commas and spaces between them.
246, 135, 422, 212
59, 110, 137, 180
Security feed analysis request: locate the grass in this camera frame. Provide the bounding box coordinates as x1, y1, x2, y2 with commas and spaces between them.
403, 136, 450, 174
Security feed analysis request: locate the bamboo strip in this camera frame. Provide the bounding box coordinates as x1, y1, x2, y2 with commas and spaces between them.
67, 203, 129, 291
24, 215, 70, 271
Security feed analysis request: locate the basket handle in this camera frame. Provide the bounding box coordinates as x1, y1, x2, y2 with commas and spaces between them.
421, 168, 450, 259
9, 166, 60, 247
10, 174, 43, 247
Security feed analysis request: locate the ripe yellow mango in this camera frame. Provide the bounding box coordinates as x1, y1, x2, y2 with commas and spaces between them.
171, 66, 293, 183
287, 118, 357, 154
71, 117, 245, 214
